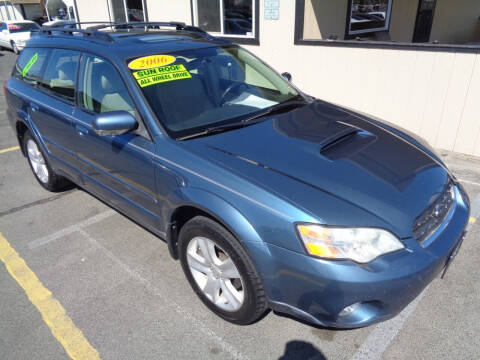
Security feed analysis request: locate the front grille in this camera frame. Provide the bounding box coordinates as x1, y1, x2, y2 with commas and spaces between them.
413, 181, 455, 243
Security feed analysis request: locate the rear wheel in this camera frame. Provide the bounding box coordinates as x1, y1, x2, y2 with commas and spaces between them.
179, 216, 268, 325
24, 130, 70, 191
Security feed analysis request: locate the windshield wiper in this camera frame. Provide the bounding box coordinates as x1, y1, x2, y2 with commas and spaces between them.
178, 97, 309, 141
177, 122, 250, 141
241, 98, 309, 124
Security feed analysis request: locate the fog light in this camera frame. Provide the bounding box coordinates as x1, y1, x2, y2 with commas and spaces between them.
339, 302, 361, 317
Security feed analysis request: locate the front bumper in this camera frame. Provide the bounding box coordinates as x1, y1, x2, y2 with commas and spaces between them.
247, 184, 469, 328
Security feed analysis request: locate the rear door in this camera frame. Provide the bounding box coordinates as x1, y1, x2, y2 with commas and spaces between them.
71, 53, 159, 229
26, 48, 80, 174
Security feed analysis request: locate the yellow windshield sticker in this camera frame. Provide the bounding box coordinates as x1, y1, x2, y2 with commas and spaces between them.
133, 64, 192, 87
128, 55, 176, 70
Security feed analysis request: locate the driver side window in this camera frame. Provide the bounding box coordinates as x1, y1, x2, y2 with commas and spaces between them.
78, 54, 136, 116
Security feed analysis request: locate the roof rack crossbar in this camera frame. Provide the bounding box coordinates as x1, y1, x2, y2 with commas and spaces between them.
87, 21, 208, 35
40, 26, 115, 42
39, 21, 210, 42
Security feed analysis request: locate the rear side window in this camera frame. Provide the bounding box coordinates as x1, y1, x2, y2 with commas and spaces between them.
13, 48, 50, 85
40, 49, 80, 103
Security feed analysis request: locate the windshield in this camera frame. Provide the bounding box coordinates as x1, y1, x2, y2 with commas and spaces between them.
8, 22, 41, 33
128, 46, 300, 138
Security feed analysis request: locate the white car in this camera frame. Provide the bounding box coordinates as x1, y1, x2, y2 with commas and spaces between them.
0, 20, 41, 54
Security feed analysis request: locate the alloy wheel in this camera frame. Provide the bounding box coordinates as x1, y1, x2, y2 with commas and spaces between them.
27, 139, 49, 183
186, 236, 245, 312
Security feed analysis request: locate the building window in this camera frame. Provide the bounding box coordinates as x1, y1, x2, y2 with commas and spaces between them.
193, 0, 259, 44
347, 0, 393, 36
109, 0, 146, 23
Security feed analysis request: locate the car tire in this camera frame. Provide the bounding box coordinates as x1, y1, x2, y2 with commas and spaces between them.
11, 41, 19, 54
23, 130, 71, 192
178, 216, 268, 325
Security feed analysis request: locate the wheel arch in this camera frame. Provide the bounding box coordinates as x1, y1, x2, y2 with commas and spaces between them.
166, 188, 264, 260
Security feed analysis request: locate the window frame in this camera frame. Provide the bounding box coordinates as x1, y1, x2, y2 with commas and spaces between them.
345, 0, 393, 38
293, 0, 480, 53
108, 0, 148, 23
75, 52, 153, 141
191, 0, 260, 45
12, 47, 52, 87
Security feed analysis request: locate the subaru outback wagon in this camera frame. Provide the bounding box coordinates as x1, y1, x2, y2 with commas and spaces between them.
5, 22, 470, 328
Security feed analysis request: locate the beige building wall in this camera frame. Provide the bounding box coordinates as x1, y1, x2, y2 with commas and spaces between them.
389, 0, 418, 42
303, 0, 347, 40
73, 0, 480, 156
76, 0, 110, 23
430, 0, 480, 44
146, 0, 191, 23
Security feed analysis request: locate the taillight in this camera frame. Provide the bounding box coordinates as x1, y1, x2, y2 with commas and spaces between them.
3, 79, 7, 95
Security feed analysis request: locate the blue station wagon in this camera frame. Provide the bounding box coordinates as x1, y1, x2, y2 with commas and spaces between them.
5, 22, 470, 328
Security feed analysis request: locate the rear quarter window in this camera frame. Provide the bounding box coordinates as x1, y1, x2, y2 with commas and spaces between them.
13, 48, 50, 86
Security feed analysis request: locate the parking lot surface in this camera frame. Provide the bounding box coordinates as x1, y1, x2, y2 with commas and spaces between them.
1, 49, 480, 360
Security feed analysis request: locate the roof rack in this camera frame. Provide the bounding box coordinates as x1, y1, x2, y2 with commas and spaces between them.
41, 22, 115, 42
40, 21, 209, 43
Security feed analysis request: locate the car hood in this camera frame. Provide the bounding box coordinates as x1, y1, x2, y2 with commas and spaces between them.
184, 101, 450, 238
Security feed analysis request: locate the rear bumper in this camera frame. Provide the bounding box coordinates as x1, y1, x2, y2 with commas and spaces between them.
247, 184, 470, 328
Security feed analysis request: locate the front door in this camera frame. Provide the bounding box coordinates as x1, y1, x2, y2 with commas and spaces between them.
412, 0, 437, 43
72, 53, 160, 230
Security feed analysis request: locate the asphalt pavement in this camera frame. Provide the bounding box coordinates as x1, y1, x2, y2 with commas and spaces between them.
1, 48, 479, 360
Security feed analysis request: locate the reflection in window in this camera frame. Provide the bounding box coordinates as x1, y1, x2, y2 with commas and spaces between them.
110, 0, 145, 23
348, 0, 392, 35
195, 0, 254, 38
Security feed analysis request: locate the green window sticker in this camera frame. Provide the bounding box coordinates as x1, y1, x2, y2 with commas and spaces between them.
22, 53, 38, 78
132, 64, 192, 88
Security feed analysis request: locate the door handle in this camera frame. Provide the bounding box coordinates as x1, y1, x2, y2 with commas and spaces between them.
75, 124, 89, 137
30, 103, 40, 112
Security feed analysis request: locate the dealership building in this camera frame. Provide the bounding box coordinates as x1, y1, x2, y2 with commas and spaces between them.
44, 1, 480, 157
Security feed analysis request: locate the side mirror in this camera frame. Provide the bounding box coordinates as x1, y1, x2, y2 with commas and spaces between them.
281, 72, 292, 82
92, 111, 137, 136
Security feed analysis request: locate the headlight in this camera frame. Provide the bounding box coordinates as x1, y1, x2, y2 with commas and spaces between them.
296, 224, 404, 263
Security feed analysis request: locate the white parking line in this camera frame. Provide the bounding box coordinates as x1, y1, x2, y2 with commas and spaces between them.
25, 210, 249, 360
79, 229, 250, 360
27, 210, 115, 250
458, 178, 480, 187
351, 289, 428, 360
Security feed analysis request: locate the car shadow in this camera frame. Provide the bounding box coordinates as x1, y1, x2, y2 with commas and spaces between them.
278, 340, 326, 360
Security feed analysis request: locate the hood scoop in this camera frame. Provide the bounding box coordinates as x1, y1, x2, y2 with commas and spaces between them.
320, 128, 377, 161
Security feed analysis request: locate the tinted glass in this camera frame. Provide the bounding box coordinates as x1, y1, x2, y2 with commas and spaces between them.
13, 48, 50, 85
224, 0, 252, 35
349, 0, 390, 33
78, 54, 136, 116
126, 0, 144, 22
128, 46, 299, 138
40, 49, 80, 103
0, 22, 7, 31
8, 22, 41, 33
111, 0, 127, 22
197, 0, 221, 32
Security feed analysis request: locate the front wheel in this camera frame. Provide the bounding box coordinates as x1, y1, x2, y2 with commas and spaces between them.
179, 216, 268, 325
